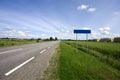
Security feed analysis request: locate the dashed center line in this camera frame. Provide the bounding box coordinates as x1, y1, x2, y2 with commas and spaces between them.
5, 57, 35, 76
0, 48, 23, 55
40, 49, 46, 54
4, 47, 49, 76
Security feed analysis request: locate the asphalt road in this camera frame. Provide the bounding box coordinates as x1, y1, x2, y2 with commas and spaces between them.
0, 41, 59, 80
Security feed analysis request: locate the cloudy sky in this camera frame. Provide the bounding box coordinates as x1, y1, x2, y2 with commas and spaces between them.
0, 0, 120, 39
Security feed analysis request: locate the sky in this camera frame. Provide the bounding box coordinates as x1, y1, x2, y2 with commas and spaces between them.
0, 0, 120, 39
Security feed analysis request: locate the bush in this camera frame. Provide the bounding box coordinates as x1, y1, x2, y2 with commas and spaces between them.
114, 37, 120, 42
36, 39, 39, 43
0, 43, 4, 46
11, 43, 14, 45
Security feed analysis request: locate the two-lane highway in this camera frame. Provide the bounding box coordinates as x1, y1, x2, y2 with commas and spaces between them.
0, 41, 59, 80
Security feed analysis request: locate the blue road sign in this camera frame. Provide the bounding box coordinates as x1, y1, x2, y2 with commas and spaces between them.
74, 30, 91, 34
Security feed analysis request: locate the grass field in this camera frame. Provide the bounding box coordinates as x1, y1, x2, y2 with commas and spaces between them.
65, 41, 120, 70
65, 41, 120, 59
0, 39, 40, 47
41, 41, 120, 80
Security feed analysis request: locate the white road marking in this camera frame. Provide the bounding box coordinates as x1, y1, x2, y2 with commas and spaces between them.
5, 57, 35, 76
40, 49, 46, 54
0, 48, 23, 55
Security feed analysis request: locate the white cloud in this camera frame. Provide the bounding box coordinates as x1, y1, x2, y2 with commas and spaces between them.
89, 30, 100, 39
99, 28, 103, 31
39, 34, 49, 39
77, 4, 88, 10
10, 30, 30, 38
113, 12, 120, 15
0, 29, 3, 31
18, 31, 27, 36
77, 4, 96, 12
4, 26, 12, 30
92, 31, 100, 36
82, 27, 91, 30
99, 27, 110, 31
104, 27, 110, 31
55, 30, 59, 33
0, 27, 39, 38
99, 27, 111, 35
0, 11, 60, 34
113, 33, 120, 37
66, 30, 70, 33
54, 29, 75, 39
88, 8, 96, 12
101, 31, 110, 35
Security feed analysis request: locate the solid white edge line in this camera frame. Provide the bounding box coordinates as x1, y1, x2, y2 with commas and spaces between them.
5, 57, 35, 76
40, 49, 46, 54
0, 48, 23, 54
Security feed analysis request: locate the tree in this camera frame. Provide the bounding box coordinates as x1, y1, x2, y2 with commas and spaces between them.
36, 38, 41, 43
50, 37, 53, 40
55, 37, 58, 40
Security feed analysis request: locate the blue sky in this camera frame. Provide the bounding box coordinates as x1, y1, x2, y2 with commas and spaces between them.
0, 0, 120, 39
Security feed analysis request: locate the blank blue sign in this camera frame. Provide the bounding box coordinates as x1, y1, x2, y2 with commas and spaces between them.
74, 30, 91, 34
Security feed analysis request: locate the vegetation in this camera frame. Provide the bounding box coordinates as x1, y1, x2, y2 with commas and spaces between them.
41, 41, 120, 80
0, 37, 58, 47
0, 38, 41, 47
40, 45, 59, 80
50, 37, 54, 40
114, 37, 120, 43
43, 37, 58, 41
55, 37, 58, 40
36, 38, 41, 43
65, 41, 120, 70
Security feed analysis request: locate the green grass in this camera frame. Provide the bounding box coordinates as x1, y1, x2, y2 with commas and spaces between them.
41, 41, 120, 80
40, 45, 60, 80
65, 41, 120, 70
66, 41, 120, 59
0, 39, 41, 47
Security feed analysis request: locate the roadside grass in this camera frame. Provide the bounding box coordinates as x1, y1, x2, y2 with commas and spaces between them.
65, 41, 120, 70
40, 41, 120, 80
40, 44, 59, 80
0, 39, 42, 47
66, 41, 120, 59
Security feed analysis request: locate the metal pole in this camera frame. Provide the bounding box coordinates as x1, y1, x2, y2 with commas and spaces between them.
86, 34, 88, 53
76, 33, 77, 51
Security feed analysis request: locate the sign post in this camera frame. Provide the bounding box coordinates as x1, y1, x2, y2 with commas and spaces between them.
74, 29, 91, 52
76, 33, 77, 50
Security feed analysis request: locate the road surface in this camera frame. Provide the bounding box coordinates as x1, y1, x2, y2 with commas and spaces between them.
0, 41, 59, 80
